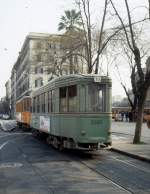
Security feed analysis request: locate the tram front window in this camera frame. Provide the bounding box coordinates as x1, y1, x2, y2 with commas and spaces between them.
88, 84, 105, 112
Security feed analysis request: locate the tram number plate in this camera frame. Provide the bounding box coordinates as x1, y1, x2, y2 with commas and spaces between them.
91, 120, 102, 125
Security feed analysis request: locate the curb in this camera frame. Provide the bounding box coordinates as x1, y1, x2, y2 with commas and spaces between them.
110, 147, 150, 163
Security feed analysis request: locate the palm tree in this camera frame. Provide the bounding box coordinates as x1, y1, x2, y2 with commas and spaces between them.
58, 9, 82, 32
58, 9, 83, 74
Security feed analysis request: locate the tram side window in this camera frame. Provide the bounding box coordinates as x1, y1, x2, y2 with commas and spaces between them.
41, 93, 45, 113
27, 99, 31, 112
88, 84, 104, 112
60, 87, 67, 112
68, 85, 77, 112
24, 99, 27, 112
37, 95, 40, 113
48, 91, 52, 113
33, 97, 36, 113
52, 90, 57, 112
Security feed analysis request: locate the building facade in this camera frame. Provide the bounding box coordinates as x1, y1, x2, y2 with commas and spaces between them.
10, 65, 17, 117
5, 79, 11, 115
10, 32, 86, 118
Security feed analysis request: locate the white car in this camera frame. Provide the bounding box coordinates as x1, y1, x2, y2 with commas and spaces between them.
2, 114, 10, 120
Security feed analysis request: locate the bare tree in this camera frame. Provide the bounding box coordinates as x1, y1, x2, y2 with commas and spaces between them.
110, 0, 150, 143
75, 0, 110, 74
148, 0, 150, 18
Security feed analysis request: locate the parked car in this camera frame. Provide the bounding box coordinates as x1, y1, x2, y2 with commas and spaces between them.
2, 114, 10, 120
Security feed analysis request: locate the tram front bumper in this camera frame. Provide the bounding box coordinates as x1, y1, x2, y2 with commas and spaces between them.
77, 137, 107, 144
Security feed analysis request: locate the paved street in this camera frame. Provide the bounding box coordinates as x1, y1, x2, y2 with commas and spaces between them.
0, 130, 131, 194
0, 120, 150, 194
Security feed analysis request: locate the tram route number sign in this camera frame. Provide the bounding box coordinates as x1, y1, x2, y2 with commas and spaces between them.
94, 76, 101, 82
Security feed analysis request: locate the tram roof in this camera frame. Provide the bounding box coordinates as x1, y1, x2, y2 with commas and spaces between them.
32, 74, 111, 97
16, 95, 31, 103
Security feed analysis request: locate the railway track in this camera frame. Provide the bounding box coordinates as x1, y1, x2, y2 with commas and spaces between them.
63, 149, 150, 194
79, 156, 133, 194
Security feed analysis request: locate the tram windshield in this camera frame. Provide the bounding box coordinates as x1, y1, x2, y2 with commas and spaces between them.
88, 84, 105, 112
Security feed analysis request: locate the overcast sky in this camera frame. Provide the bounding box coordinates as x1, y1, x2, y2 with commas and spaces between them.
0, 0, 148, 98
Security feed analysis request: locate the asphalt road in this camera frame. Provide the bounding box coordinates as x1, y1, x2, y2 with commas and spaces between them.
0, 130, 129, 194
0, 128, 150, 194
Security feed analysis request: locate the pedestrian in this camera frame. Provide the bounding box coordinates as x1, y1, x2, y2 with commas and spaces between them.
125, 111, 129, 122
121, 111, 124, 121
129, 111, 132, 122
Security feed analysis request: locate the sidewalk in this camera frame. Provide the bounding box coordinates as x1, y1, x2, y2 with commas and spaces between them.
0, 119, 16, 131
111, 121, 150, 163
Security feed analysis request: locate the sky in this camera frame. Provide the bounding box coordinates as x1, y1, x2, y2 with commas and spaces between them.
0, 0, 148, 98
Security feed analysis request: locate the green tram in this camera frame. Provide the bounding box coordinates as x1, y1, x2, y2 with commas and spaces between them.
30, 74, 112, 150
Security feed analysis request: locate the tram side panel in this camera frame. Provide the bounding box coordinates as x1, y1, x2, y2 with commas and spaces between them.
16, 98, 31, 128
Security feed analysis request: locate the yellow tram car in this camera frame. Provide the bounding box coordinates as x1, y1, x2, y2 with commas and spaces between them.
16, 96, 31, 129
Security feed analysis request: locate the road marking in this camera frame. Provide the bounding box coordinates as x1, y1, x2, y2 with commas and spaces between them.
0, 163, 23, 168
0, 141, 9, 150
0, 134, 13, 139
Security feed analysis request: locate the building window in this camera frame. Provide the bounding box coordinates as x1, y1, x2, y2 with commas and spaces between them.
40, 68, 43, 74
35, 80, 38, 87
40, 78, 43, 86
48, 91, 52, 113
74, 56, 78, 64
35, 67, 38, 74
35, 78, 43, 88
49, 55, 54, 63
35, 67, 43, 74
37, 54, 41, 62
47, 68, 51, 74
36, 42, 41, 48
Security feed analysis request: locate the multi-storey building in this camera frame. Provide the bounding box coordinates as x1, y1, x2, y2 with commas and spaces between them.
5, 80, 11, 101
5, 79, 11, 115
10, 32, 86, 118
10, 65, 17, 117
